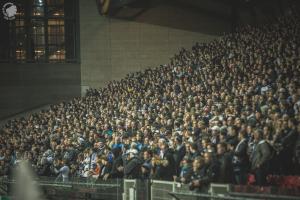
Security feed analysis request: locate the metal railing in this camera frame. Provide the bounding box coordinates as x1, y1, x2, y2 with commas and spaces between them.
1, 177, 300, 200
0, 176, 123, 200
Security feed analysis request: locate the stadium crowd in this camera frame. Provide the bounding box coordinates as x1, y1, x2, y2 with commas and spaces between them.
0, 9, 300, 189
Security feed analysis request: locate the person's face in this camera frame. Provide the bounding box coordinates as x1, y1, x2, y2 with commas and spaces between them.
160, 142, 167, 150
282, 120, 288, 129
204, 153, 211, 164
254, 131, 260, 141
288, 119, 294, 129
235, 119, 241, 127
143, 151, 150, 160
144, 137, 149, 144
228, 127, 235, 136
192, 159, 201, 171
217, 144, 225, 155
246, 126, 252, 134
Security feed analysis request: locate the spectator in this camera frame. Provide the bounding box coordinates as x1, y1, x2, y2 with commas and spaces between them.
173, 155, 192, 184
233, 131, 249, 185
187, 157, 206, 191
217, 142, 233, 183
173, 135, 186, 175
54, 159, 70, 183
88, 162, 101, 179
152, 139, 176, 181
250, 129, 272, 186
124, 149, 143, 179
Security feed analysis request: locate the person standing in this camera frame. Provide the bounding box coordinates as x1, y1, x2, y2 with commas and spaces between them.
153, 139, 176, 181
232, 131, 249, 185
217, 143, 233, 183
250, 129, 272, 186
54, 159, 70, 183
124, 149, 143, 179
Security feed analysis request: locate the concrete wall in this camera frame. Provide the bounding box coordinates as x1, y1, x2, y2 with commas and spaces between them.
80, 0, 219, 89
0, 63, 81, 119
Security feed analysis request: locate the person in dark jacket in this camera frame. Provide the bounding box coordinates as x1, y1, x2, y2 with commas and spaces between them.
293, 122, 300, 175
233, 131, 249, 185
109, 147, 124, 179
274, 117, 298, 175
250, 129, 272, 186
141, 162, 151, 179
187, 157, 206, 191
124, 149, 143, 179
153, 139, 176, 181
173, 135, 186, 175
217, 142, 233, 183
101, 156, 113, 180
189, 153, 219, 191
202, 152, 219, 185
173, 155, 192, 183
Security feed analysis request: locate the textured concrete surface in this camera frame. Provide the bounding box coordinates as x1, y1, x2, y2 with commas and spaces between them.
0, 63, 81, 119
80, 0, 224, 89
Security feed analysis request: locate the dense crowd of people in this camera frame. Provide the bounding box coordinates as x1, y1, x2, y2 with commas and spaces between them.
0, 8, 300, 190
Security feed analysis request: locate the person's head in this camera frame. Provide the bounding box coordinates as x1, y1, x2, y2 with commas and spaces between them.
128, 149, 138, 159
234, 118, 242, 128
62, 159, 69, 166
217, 143, 227, 155
288, 118, 296, 129
253, 129, 263, 142
282, 117, 289, 129
204, 152, 212, 164
201, 138, 209, 148
136, 134, 142, 142
255, 111, 262, 120
144, 137, 149, 145
238, 131, 247, 141
115, 136, 121, 143
192, 157, 204, 171
175, 135, 183, 145
143, 150, 152, 160
158, 138, 167, 150
185, 142, 191, 152
228, 126, 237, 136
263, 126, 271, 139
246, 125, 253, 134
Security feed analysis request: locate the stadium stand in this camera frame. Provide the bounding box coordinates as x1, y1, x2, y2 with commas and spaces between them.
0, 5, 299, 196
